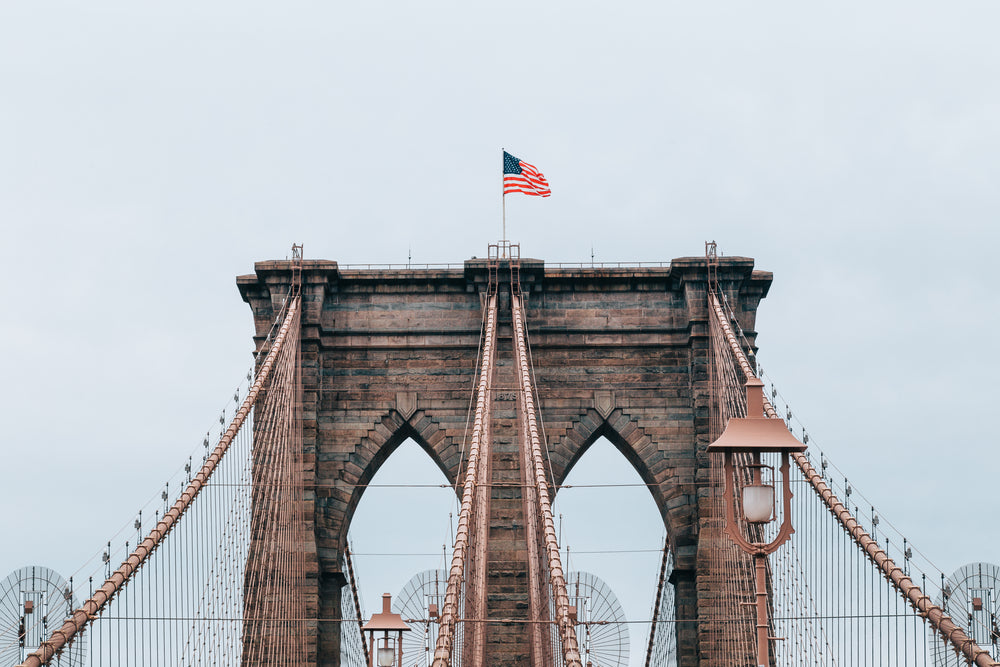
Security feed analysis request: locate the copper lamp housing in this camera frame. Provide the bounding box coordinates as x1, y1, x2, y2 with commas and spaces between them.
708, 378, 806, 556
361, 593, 410, 667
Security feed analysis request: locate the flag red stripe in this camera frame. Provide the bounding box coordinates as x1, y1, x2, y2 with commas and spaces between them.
504, 175, 548, 188
505, 174, 550, 189
503, 155, 551, 197
504, 185, 551, 197
503, 182, 548, 190
504, 178, 551, 192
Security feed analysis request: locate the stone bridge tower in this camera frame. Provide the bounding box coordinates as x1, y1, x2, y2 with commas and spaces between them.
238, 254, 772, 665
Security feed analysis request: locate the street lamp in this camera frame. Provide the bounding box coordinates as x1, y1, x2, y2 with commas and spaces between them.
361, 593, 411, 667
707, 377, 806, 667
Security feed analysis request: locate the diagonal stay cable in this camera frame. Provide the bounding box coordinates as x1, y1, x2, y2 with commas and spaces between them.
708, 290, 1000, 667
18, 294, 302, 667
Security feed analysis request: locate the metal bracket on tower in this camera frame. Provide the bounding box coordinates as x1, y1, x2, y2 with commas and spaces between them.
291, 243, 303, 296
487, 244, 499, 296
705, 240, 718, 296
509, 243, 521, 296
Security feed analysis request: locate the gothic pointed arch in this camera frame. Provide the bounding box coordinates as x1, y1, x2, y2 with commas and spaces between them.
546, 405, 698, 560
330, 407, 461, 558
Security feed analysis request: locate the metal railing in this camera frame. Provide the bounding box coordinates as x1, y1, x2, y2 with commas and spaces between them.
336, 260, 673, 270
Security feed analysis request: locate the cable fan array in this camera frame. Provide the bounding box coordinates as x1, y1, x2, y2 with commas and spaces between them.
703, 280, 999, 666
11, 292, 310, 666
12, 245, 1000, 667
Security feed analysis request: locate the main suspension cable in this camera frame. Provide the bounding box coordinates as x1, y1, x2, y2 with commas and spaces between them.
431, 290, 498, 666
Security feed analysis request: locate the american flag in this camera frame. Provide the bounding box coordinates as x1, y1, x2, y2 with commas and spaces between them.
503, 151, 551, 197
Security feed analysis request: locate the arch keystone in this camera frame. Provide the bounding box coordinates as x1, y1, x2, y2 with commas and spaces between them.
594, 389, 615, 418
396, 391, 418, 420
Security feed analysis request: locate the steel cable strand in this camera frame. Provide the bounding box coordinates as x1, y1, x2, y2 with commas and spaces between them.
205, 428, 236, 662
723, 289, 950, 598
196, 306, 300, 666
709, 319, 748, 659
239, 354, 286, 664
253, 386, 291, 665
260, 380, 292, 665
227, 425, 254, 660
198, 412, 274, 659
234, 424, 254, 662
186, 400, 267, 664
258, 330, 302, 659
244, 313, 294, 666
340, 544, 369, 665
511, 293, 583, 667
17, 295, 301, 667
215, 445, 234, 662
516, 293, 559, 509
175, 324, 297, 660
516, 294, 563, 665
710, 311, 758, 661
708, 291, 1000, 667
54, 363, 263, 633
644, 538, 672, 667
714, 297, 823, 663
289, 333, 308, 664
455, 289, 492, 500
275, 334, 305, 664
5, 379, 261, 663
431, 292, 498, 666
782, 511, 835, 659
517, 380, 550, 666
467, 388, 493, 665
254, 381, 293, 664
709, 302, 840, 664
343, 544, 368, 663
244, 345, 299, 665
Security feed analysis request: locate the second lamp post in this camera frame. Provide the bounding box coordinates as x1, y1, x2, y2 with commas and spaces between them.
707, 377, 806, 667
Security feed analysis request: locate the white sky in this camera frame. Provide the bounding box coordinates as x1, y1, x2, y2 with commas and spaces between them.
2, 2, 999, 664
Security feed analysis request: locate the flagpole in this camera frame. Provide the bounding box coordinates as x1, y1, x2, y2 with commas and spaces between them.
501, 148, 506, 248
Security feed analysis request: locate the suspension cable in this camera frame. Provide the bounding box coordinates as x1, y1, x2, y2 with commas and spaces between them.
18, 294, 302, 667
344, 542, 369, 664
644, 536, 671, 667
511, 290, 583, 667
431, 291, 498, 666
708, 290, 1000, 667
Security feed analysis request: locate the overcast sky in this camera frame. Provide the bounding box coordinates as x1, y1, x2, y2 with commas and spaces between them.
2, 1, 999, 664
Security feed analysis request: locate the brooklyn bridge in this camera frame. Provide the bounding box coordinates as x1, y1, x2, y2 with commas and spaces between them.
4, 243, 998, 666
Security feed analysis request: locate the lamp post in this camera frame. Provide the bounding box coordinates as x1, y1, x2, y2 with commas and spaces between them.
361, 593, 411, 667
707, 378, 806, 667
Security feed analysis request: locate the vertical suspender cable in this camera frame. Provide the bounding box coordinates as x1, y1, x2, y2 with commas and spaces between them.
708, 291, 1000, 667
344, 543, 368, 664
18, 295, 301, 667
644, 537, 671, 667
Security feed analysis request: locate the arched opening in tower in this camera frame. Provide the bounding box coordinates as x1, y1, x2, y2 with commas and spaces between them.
552, 436, 673, 667
346, 438, 458, 666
